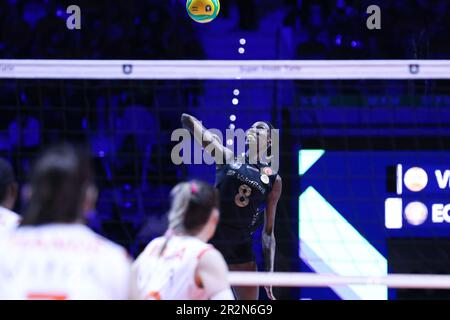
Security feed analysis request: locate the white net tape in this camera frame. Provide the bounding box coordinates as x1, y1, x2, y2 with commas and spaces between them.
0, 60, 449, 80
229, 272, 450, 290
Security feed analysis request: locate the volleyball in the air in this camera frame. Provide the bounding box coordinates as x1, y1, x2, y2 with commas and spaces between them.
186, 0, 220, 24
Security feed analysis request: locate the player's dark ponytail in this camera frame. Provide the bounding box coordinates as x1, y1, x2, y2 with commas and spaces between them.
0, 158, 15, 204
21, 144, 94, 226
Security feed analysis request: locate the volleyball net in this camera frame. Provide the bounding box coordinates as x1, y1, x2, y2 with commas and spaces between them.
1, 59, 450, 300
1, 59, 450, 79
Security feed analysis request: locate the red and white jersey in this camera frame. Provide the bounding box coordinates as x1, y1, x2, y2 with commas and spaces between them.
0, 207, 20, 233
133, 235, 213, 300
0, 224, 131, 300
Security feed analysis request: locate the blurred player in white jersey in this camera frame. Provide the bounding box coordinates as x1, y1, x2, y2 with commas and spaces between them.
0, 144, 131, 300
0, 158, 19, 233
132, 181, 234, 300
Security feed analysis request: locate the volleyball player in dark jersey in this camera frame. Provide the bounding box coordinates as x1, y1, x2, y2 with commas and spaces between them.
181, 113, 282, 300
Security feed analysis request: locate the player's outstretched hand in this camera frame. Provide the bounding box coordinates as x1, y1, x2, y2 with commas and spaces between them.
181, 113, 197, 132
181, 113, 192, 125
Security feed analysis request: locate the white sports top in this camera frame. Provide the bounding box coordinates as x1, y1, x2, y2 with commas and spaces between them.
133, 235, 213, 300
0, 224, 131, 300
0, 207, 20, 233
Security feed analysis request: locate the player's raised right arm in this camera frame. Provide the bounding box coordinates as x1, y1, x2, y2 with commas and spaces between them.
181, 113, 233, 164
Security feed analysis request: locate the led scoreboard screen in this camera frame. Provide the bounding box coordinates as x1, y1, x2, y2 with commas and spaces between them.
388, 161, 450, 237
387, 163, 450, 234
298, 150, 450, 300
